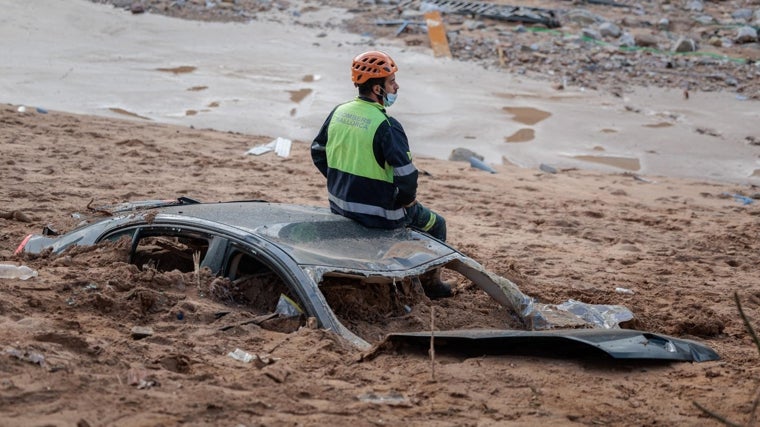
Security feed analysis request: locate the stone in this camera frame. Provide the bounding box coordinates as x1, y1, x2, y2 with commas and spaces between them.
599, 22, 621, 38
131, 326, 154, 340
735, 26, 758, 44
672, 36, 698, 53
634, 34, 659, 48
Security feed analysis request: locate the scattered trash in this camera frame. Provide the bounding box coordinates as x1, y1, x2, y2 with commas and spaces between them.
469, 156, 496, 173
0, 264, 38, 280
131, 326, 154, 340
631, 174, 656, 183
358, 391, 413, 407
35, 107, 48, 114
722, 192, 754, 205
615, 287, 635, 295
228, 348, 256, 363
126, 367, 158, 389
275, 294, 304, 318
556, 299, 634, 329
228, 348, 276, 369
246, 137, 291, 157
375, 19, 425, 37
539, 163, 558, 174
5, 346, 46, 367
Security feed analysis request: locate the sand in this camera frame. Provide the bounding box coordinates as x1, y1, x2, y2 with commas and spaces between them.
2, 1, 760, 426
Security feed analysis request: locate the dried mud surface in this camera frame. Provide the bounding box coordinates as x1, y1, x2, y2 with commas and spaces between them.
2, 102, 760, 425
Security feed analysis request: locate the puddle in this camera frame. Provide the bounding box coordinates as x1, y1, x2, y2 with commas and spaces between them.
288, 88, 313, 103
644, 122, 673, 128
573, 155, 640, 171
505, 128, 535, 143
108, 108, 151, 120
503, 106, 551, 125
156, 65, 196, 74
187, 86, 208, 92
302, 74, 321, 82
600, 128, 617, 134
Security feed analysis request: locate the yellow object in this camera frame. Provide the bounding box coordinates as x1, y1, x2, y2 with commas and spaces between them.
424, 10, 452, 58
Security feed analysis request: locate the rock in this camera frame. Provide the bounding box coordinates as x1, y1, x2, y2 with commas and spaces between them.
565, 9, 603, 26
735, 26, 758, 44
693, 14, 716, 25
619, 32, 636, 48
685, 0, 704, 13
657, 18, 671, 31
599, 22, 621, 38
130, 3, 145, 14
449, 147, 483, 162
634, 34, 659, 48
731, 8, 754, 22
672, 36, 698, 53
582, 28, 602, 40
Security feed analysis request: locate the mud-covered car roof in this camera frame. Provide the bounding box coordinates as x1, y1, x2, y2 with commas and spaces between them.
156, 202, 458, 272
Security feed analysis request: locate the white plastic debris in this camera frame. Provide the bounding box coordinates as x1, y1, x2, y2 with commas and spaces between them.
0, 264, 38, 280
227, 348, 255, 363
245, 137, 292, 157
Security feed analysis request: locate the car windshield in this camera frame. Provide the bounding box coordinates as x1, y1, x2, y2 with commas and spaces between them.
257, 220, 454, 270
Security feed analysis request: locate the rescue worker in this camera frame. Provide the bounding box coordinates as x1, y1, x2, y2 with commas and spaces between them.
311, 50, 453, 299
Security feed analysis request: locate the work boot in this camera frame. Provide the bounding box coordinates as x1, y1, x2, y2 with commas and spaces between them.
420, 268, 454, 299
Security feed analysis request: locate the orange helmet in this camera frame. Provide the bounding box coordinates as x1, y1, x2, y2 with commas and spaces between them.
351, 51, 398, 85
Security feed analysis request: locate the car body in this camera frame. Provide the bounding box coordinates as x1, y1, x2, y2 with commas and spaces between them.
15, 198, 719, 362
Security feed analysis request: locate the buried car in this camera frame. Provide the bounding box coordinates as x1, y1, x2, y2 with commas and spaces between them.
15, 197, 719, 362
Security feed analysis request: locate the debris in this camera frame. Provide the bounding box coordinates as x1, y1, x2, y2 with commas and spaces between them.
424, 10, 452, 58
245, 137, 291, 157
539, 163, 558, 174
0, 264, 38, 280
468, 156, 496, 173
556, 299, 634, 329
722, 192, 754, 205
358, 391, 413, 407
615, 287, 635, 295
275, 294, 304, 317
131, 326, 154, 340
420, 0, 561, 28
227, 348, 255, 363
5, 346, 46, 367
16, 105, 26, 113
227, 348, 277, 368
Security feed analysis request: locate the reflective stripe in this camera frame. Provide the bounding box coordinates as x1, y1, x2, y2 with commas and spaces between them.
311, 141, 326, 152
329, 193, 405, 221
393, 162, 417, 177
421, 211, 437, 231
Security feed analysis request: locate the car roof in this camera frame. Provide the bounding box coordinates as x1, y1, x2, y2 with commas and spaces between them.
152, 201, 460, 273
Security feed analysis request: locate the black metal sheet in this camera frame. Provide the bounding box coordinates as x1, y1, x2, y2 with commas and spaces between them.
385, 328, 720, 362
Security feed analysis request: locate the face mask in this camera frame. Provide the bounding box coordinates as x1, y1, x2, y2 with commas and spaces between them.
379, 87, 397, 108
